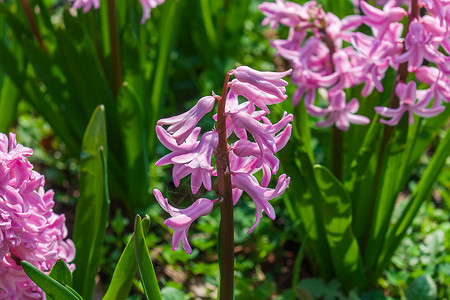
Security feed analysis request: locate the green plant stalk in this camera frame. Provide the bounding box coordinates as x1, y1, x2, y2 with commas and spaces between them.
216, 72, 234, 300
361, 0, 418, 255
331, 126, 343, 181
18, 0, 46, 52
107, 0, 122, 96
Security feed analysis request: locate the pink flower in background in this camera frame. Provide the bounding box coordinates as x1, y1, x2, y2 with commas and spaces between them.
375, 81, 446, 125
260, 0, 448, 128
71, 0, 100, 13
154, 67, 292, 253
0, 133, 75, 298
316, 90, 370, 130
139, 0, 165, 23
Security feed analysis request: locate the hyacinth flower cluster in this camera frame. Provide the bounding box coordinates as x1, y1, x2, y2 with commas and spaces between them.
71, 0, 165, 23
153, 66, 293, 254
0, 133, 75, 299
259, 0, 448, 130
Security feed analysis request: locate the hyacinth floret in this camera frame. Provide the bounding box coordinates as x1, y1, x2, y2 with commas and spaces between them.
260, 0, 449, 130
154, 66, 292, 254
0, 133, 75, 299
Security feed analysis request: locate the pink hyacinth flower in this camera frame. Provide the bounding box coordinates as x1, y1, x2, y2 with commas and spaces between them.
360, 0, 406, 39
171, 131, 219, 194
154, 125, 200, 166
375, 81, 446, 125
71, 0, 100, 13
139, 0, 165, 23
153, 189, 214, 254
157, 96, 216, 145
395, 20, 445, 71
0, 133, 75, 297
232, 172, 290, 233
258, 0, 310, 29
415, 66, 450, 106
316, 90, 370, 130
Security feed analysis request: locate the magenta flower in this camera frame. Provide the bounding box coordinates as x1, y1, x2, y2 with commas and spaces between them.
154, 67, 292, 253
316, 90, 370, 130
157, 96, 216, 145
0, 133, 75, 298
375, 81, 446, 125
71, 0, 100, 13
153, 189, 214, 254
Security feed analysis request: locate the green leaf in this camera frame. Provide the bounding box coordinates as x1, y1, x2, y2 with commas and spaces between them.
49, 260, 73, 288
117, 83, 149, 210
0, 76, 18, 133
314, 165, 366, 291
134, 215, 162, 300
21, 261, 82, 300
72, 106, 109, 300
374, 126, 450, 282
103, 217, 151, 300
279, 141, 333, 279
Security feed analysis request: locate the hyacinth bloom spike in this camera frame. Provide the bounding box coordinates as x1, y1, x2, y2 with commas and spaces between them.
375, 81, 446, 125
153, 189, 214, 254
0, 133, 75, 297
233, 173, 290, 233
154, 66, 292, 255
157, 96, 216, 145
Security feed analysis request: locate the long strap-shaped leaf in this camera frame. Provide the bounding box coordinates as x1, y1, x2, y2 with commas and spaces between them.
72, 106, 110, 300
134, 215, 162, 300
21, 261, 83, 300
103, 217, 151, 300
373, 126, 450, 282
314, 165, 366, 291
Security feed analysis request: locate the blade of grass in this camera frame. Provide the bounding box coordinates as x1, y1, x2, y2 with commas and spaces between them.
103, 217, 151, 300
134, 215, 162, 300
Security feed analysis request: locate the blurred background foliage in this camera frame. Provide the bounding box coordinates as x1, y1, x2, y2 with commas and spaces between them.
0, 0, 448, 298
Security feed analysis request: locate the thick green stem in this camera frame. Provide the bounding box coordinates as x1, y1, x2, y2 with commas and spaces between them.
216, 72, 234, 300
107, 0, 122, 96
361, 0, 418, 254
19, 0, 46, 52
331, 126, 343, 181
